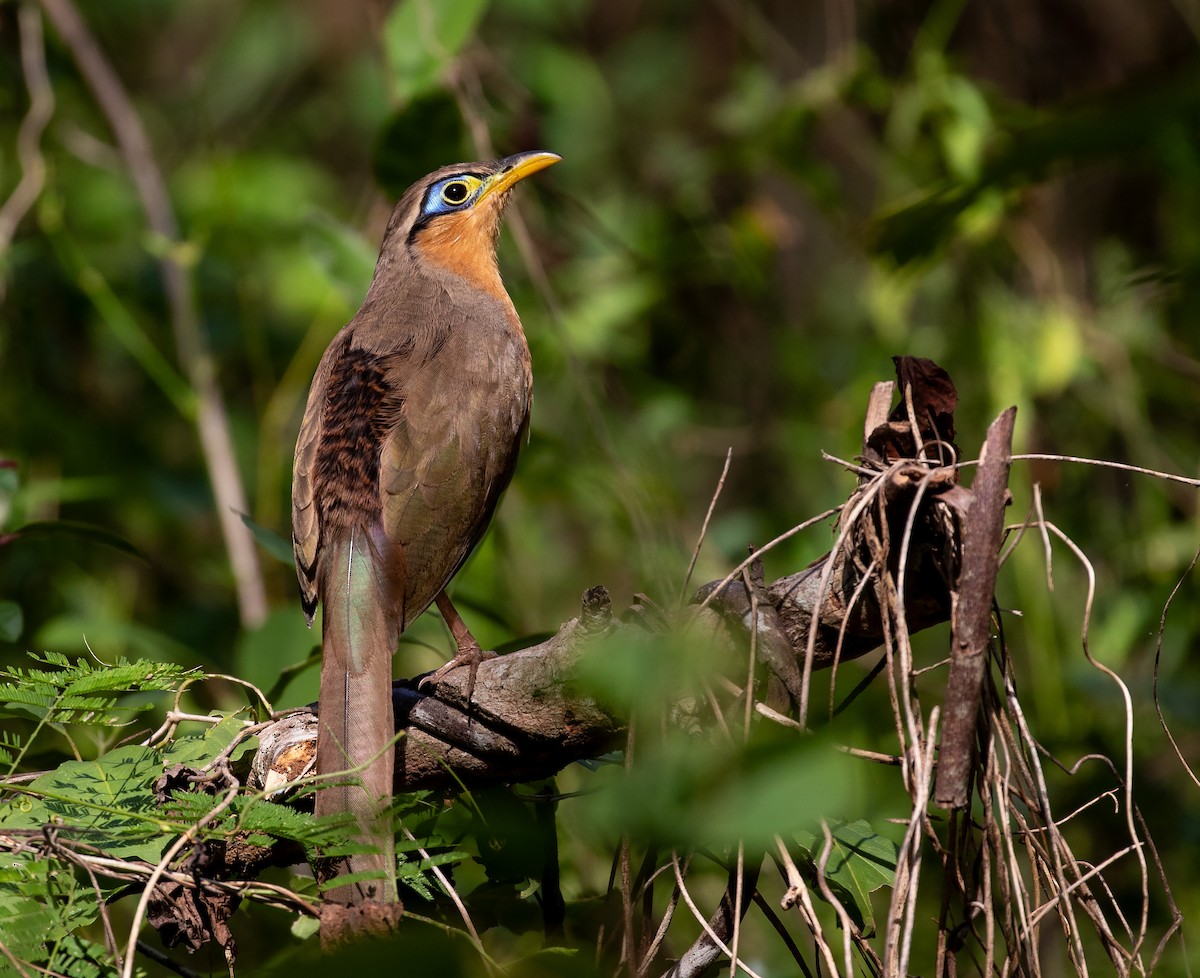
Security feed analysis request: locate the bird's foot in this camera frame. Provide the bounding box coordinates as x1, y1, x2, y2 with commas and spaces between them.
418, 642, 497, 698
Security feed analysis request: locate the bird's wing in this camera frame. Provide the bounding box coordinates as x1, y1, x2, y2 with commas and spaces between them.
291, 343, 339, 625
378, 375, 487, 631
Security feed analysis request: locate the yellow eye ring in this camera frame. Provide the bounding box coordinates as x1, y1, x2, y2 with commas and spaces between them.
441, 180, 471, 205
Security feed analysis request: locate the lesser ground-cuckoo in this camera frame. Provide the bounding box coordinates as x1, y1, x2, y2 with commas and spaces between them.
291, 152, 560, 904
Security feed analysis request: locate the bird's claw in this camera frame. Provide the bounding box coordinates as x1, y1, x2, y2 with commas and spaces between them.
418, 644, 497, 694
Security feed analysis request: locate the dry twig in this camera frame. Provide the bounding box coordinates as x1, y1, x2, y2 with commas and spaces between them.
37, 0, 267, 628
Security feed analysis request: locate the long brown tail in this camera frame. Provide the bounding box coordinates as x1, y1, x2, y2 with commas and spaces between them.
315, 530, 396, 904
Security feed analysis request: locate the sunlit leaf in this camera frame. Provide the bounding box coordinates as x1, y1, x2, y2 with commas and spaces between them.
795, 819, 899, 933
383, 0, 491, 102
1, 746, 177, 862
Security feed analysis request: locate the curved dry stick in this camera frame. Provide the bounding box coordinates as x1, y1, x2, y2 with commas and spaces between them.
79, 855, 124, 971
883, 706, 938, 977
665, 853, 765, 978
992, 706, 1043, 965
774, 836, 840, 976
887, 464, 943, 754
398, 824, 497, 977
1151, 543, 1200, 788
814, 820, 856, 977
997, 572, 1131, 971
37, 0, 267, 628
1026, 844, 1144, 929
827, 555, 880, 718
637, 876, 683, 977
978, 747, 999, 976
1010, 453, 1200, 489
682, 447, 735, 601
0, 3, 54, 267
21, 836, 320, 917
203, 672, 276, 716
695, 505, 845, 619
1138, 807, 1187, 973
141, 670, 243, 748
740, 565, 759, 735
1043, 520, 1150, 965
1032, 483, 1055, 591
729, 843, 746, 978
797, 469, 896, 725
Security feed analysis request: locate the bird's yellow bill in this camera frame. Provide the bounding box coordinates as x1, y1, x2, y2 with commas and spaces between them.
478, 151, 561, 203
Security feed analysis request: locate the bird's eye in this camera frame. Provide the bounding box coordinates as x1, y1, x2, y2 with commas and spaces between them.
441, 181, 470, 205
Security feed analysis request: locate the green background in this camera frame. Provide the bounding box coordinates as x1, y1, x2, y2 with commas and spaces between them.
2, 0, 1199, 973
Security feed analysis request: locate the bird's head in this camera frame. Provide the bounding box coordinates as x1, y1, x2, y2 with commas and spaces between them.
380, 151, 560, 298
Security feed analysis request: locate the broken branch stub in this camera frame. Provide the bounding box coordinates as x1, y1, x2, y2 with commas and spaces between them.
933, 406, 1017, 809
701, 356, 965, 700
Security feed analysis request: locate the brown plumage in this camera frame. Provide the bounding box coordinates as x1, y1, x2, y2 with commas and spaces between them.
291, 152, 559, 909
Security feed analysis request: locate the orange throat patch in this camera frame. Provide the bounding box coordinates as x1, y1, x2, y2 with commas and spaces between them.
414, 209, 509, 303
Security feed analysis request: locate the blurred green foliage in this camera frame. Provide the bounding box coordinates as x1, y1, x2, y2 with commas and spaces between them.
2, 0, 1200, 973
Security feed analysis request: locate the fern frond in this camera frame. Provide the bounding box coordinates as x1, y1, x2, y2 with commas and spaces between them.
0, 653, 198, 729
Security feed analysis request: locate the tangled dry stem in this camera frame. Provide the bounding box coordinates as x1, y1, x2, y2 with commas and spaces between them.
655, 367, 1184, 977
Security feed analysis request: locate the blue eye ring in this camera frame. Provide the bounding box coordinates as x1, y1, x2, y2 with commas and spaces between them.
424, 174, 483, 216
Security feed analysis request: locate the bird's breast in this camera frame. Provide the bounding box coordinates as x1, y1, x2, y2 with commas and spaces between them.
429, 310, 531, 469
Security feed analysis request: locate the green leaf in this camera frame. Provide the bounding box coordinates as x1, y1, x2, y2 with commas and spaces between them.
10, 520, 144, 559
161, 712, 254, 767
49, 934, 133, 978
0, 600, 23, 642
383, 0, 491, 103
0, 729, 22, 768
291, 915, 321, 941
0, 893, 63, 964
0, 854, 103, 973
795, 819, 899, 934
238, 511, 295, 566
1, 745, 178, 862
0, 652, 195, 727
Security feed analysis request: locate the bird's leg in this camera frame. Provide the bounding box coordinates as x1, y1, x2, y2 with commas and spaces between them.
419, 591, 497, 696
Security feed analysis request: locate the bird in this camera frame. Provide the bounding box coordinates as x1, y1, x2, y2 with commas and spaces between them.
291, 151, 560, 908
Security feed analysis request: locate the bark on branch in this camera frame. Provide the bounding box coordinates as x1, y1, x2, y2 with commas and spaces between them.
933, 407, 1016, 808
